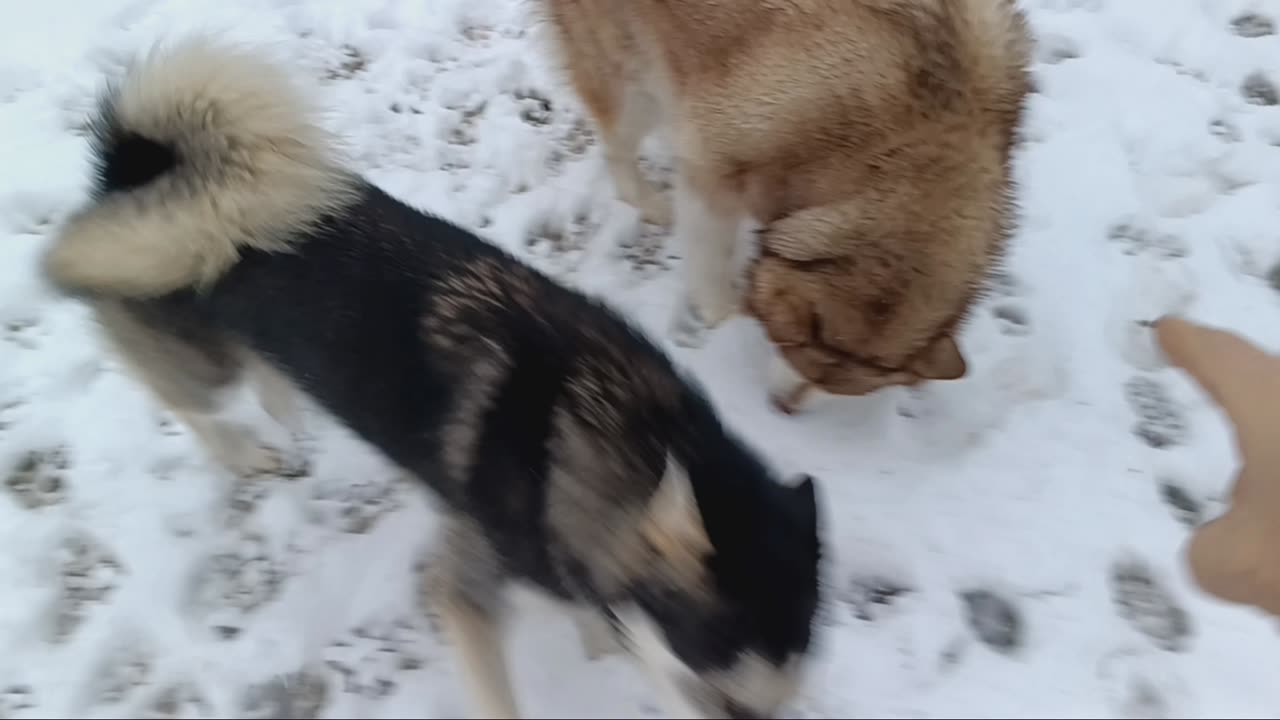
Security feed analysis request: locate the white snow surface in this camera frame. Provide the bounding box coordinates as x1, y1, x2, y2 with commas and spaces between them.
2, 0, 1280, 717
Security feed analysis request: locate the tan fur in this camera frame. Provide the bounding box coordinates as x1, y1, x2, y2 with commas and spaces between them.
539, 0, 1033, 401
43, 36, 359, 299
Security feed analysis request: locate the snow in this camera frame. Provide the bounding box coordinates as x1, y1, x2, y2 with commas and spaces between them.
1, 0, 1279, 717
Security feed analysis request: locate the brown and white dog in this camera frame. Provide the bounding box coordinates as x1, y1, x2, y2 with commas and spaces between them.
538, 0, 1033, 412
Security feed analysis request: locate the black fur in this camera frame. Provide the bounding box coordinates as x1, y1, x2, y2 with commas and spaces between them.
77, 76, 821, 674
90, 94, 179, 195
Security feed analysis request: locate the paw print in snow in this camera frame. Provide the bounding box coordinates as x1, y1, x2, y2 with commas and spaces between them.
143, 682, 212, 719
3, 318, 40, 350
323, 618, 427, 699
1157, 477, 1203, 528
1123, 376, 1188, 449
53, 532, 125, 642
616, 221, 674, 278
241, 668, 329, 720
0, 399, 23, 432
0, 684, 35, 718
959, 588, 1024, 655
841, 575, 914, 622
514, 88, 554, 128
1106, 220, 1186, 258
1109, 557, 1192, 653
1231, 12, 1276, 37
5, 447, 69, 510
992, 303, 1032, 337
324, 45, 368, 81
1242, 72, 1278, 106
190, 532, 285, 640
306, 474, 406, 535
94, 643, 152, 705
1208, 118, 1243, 143
1034, 33, 1079, 64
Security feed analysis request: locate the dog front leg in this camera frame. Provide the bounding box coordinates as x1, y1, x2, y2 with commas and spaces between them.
669, 166, 743, 348
572, 607, 623, 660
439, 596, 521, 720
601, 89, 671, 226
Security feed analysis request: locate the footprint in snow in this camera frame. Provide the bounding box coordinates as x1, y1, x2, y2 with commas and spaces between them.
1109, 557, 1193, 653
841, 575, 914, 622
323, 618, 427, 700
241, 667, 329, 720
5, 446, 69, 510
959, 588, 1024, 655
1156, 476, 1204, 529
1123, 376, 1188, 450
1231, 12, 1276, 38
51, 531, 125, 644
1242, 71, 1279, 106
1098, 647, 1192, 719
991, 302, 1032, 337
144, 682, 212, 719
0, 684, 35, 717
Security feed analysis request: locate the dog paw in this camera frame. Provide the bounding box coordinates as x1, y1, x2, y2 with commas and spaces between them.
668, 300, 713, 349
1123, 376, 1188, 449
241, 668, 329, 720
959, 588, 1025, 655
5, 447, 69, 510
1109, 556, 1193, 653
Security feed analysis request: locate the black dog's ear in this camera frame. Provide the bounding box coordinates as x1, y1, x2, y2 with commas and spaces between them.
788, 473, 818, 527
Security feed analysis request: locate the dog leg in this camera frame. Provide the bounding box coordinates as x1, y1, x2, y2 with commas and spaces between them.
669, 167, 743, 348
439, 597, 520, 720
601, 90, 671, 226
92, 300, 284, 478
173, 409, 284, 477
767, 353, 817, 415
429, 521, 521, 719
572, 607, 623, 660
242, 352, 311, 477
243, 352, 302, 435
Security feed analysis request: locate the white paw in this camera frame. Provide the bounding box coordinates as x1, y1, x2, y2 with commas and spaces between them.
634, 191, 672, 227
766, 355, 814, 415
668, 299, 712, 349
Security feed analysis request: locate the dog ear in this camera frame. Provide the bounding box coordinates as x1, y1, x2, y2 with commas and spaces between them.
789, 473, 818, 527
646, 455, 711, 555
908, 334, 967, 380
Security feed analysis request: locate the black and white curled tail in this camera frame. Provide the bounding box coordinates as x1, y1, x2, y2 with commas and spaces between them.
42, 36, 358, 299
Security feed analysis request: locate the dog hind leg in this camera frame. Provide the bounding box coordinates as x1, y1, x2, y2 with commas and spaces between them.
92, 300, 282, 477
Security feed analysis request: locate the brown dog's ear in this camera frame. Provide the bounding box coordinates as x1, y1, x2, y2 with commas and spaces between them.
909, 335, 967, 380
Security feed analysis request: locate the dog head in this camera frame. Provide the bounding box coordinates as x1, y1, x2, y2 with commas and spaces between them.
619, 454, 822, 719
744, 200, 983, 397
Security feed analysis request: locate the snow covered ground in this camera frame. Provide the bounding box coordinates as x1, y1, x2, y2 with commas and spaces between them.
1, 0, 1279, 717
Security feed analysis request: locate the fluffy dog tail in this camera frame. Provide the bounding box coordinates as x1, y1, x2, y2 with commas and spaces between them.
43, 36, 358, 299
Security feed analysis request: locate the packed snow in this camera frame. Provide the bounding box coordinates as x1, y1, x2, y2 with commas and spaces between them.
1, 0, 1279, 717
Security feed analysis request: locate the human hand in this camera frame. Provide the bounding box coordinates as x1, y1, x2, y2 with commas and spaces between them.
1155, 315, 1280, 616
